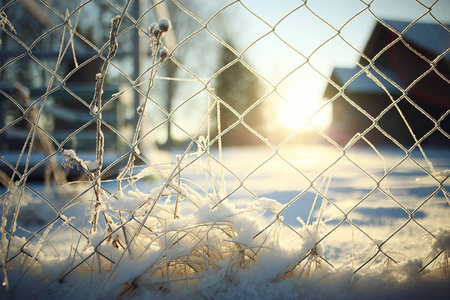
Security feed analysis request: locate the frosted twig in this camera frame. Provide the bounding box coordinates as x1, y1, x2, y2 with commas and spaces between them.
1, 14, 73, 288
117, 18, 171, 193
89, 10, 128, 233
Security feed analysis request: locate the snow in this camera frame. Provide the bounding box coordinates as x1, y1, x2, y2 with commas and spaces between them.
1, 144, 449, 299
61, 149, 100, 173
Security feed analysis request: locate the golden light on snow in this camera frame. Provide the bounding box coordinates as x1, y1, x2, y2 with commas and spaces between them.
278, 89, 332, 131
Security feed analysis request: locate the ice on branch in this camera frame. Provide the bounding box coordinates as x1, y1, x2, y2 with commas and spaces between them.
61, 149, 100, 173
416, 169, 450, 182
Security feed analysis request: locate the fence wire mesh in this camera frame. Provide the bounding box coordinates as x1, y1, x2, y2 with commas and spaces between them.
0, 0, 449, 298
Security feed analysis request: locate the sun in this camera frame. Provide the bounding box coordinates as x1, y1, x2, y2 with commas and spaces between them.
278, 90, 332, 131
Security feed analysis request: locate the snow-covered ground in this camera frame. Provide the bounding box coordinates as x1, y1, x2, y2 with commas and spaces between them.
176, 143, 450, 277
1, 143, 449, 299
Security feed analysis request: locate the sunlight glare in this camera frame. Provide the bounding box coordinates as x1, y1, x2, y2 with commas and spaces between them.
278, 90, 332, 130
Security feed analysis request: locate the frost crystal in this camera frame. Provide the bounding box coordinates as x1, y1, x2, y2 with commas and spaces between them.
61, 149, 100, 174
432, 169, 450, 181
91, 105, 99, 114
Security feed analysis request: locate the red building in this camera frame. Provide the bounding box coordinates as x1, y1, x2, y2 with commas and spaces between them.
324, 20, 450, 148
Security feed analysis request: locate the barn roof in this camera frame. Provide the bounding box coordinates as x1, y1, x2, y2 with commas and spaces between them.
382, 20, 450, 58
324, 67, 402, 98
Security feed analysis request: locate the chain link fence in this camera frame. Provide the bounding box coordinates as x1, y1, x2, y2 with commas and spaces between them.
1, 0, 449, 298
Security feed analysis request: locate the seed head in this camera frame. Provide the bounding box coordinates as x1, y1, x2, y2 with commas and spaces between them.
150, 23, 161, 38
158, 18, 171, 33
159, 47, 169, 60
149, 22, 158, 35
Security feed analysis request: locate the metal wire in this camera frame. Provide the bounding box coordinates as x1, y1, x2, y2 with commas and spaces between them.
0, 0, 449, 293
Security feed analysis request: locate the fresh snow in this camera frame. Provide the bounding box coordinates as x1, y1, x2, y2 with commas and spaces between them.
1, 144, 449, 299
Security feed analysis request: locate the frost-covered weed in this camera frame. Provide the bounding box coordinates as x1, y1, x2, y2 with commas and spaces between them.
1, 8, 450, 300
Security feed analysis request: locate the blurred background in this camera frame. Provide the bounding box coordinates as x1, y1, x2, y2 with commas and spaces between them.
0, 0, 449, 160
1, 0, 449, 279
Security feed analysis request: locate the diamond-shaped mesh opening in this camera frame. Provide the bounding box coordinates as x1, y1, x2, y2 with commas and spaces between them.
1, 1, 449, 298
408, 70, 450, 120
346, 189, 410, 241
338, 9, 377, 56
371, 0, 430, 22
206, 2, 273, 54
275, 6, 337, 57
242, 32, 307, 84
377, 98, 437, 148
309, 35, 363, 76
252, 154, 311, 192
326, 94, 374, 146
421, 123, 450, 147
375, 44, 433, 90
415, 190, 450, 230
307, 0, 368, 30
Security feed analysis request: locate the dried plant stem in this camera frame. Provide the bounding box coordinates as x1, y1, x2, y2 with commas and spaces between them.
90, 15, 122, 234
216, 96, 226, 199
174, 155, 181, 219
117, 42, 166, 192
0, 11, 16, 44
1, 15, 74, 288
13, 83, 67, 187
0, 170, 11, 188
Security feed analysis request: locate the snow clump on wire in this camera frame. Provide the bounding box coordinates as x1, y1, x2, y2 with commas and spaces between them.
61, 149, 99, 173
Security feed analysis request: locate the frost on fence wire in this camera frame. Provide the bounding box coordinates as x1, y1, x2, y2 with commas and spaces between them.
0, 0, 449, 299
